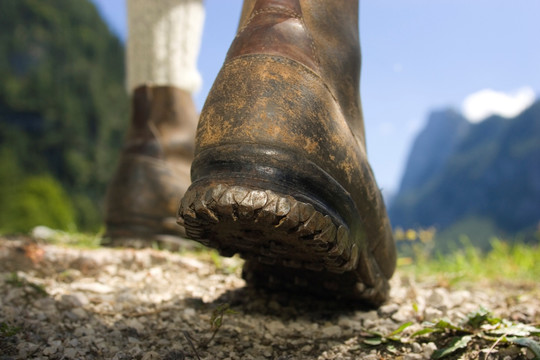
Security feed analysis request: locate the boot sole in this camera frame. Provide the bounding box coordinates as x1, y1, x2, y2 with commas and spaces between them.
179, 175, 390, 305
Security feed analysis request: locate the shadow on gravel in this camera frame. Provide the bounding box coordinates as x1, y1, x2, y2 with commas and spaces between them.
207, 286, 374, 319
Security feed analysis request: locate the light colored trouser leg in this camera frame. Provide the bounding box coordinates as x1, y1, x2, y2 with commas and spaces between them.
126, 0, 205, 94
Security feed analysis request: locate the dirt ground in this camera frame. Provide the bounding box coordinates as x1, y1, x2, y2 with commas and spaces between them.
0, 236, 539, 359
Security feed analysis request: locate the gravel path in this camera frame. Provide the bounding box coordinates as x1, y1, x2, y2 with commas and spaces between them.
0, 236, 538, 359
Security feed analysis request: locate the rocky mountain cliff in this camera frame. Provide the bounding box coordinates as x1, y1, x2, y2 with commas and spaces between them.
389, 100, 540, 238
398, 109, 470, 194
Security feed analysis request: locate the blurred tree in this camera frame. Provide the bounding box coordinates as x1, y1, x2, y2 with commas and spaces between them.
0, 0, 128, 231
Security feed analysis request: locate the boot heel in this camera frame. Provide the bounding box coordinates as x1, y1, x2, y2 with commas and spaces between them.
180, 180, 357, 272
178, 175, 390, 306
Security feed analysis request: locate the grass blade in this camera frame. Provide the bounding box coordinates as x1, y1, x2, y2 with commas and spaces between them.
432, 335, 473, 359
387, 321, 413, 337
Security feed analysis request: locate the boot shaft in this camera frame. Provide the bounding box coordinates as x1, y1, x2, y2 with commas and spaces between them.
127, 85, 198, 159
233, 0, 365, 145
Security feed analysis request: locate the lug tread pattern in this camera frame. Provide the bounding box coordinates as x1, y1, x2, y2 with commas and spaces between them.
179, 182, 389, 305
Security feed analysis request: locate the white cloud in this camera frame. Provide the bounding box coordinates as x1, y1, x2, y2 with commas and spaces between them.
462, 87, 536, 123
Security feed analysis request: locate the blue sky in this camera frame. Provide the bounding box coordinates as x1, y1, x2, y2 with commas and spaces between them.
90, 0, 540, 195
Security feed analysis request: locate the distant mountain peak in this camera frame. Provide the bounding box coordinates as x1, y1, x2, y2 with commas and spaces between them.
389, 100, 540, 236
397, 108, 468, 194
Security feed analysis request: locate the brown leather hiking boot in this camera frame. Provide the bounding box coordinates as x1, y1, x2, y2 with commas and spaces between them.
104, 85, 197, 250
178, 0, 396, 305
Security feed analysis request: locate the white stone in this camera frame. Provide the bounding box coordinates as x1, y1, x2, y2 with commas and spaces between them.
125, 318, 145, 332
362, 355, 380, 360
424, 307, 444, 322
356, 310, 378, 322
183, 307, 196, 318
427, 288, 451, 310
321, 325, 342, 338
61, 294, 84, 308
392, 306, 413, 323
411, 342, 422, 353
449, 290, 472, 308
423, 342, 438, 358
379, 303, 399, 316
64, 347, 78, 358
73, 282, 114, 294
148, 267, 163, 278
404, 353, 423, 360
337, 315, 358, 329
32, 225, 58, 240
71, 307, 87, 319
264, 320, 285, 334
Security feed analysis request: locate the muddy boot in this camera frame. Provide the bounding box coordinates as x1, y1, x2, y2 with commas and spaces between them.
104, 85, 197, 251
178, 0, 396, 305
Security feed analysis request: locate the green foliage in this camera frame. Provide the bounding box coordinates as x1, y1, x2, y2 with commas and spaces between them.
0, 146, 76, 233
432, 335, 473, 359
0, 147, 22, 202
203, 303, 237, 347
433, 216, 502, 252
363, 322, 414, 346
38, 228, 102, 249
0, 0, 129, 232
210, 303, 236, 335
410, 308, 540, 359
407, 238, 540, 283
363, 307, 540, 358
364, 307, 540, 358
509, 338, 540, 359
70, 194, 102, 233
182, 302, 237, 356
396, 227, 540, 283
0, 174, 76, 234
0, 322, 21, 338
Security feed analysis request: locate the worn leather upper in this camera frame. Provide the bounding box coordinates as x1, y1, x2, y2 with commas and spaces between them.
194, 0, 396, 277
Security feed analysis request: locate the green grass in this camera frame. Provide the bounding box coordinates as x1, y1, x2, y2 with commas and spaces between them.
38, 229, 103, 249
399, 237, 540, 284
0, 322, 21, 337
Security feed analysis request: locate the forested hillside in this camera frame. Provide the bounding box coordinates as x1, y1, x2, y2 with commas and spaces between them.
0, 0, 128, 232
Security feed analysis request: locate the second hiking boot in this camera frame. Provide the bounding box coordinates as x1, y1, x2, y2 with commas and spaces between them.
104, 85, 197, 250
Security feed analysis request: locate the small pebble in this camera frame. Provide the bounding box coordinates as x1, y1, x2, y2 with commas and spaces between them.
265, 320, 286, 334
379, 303, 399, 316
321, 325, 342, 338
423, 342, 438, 358
424, 307, 444, 321
404, 354, 423, 360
